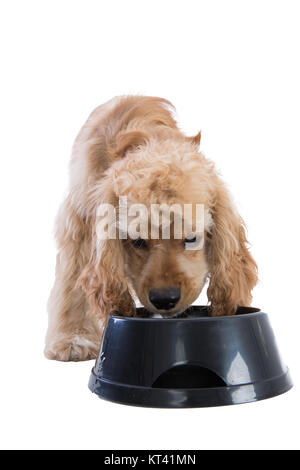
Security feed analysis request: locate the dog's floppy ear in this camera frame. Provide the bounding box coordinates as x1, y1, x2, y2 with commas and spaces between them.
78, 232, 134, 319
207, 184, 258, 316
114, 130, 149, 158
77, 182, 135, 319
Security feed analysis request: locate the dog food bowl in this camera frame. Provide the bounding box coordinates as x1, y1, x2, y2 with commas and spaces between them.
88, 306, 292, 408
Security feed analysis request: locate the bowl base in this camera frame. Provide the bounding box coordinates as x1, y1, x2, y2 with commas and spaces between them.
89, 369, 293, 408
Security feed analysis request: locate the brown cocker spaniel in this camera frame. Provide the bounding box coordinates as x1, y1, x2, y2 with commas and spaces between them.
45, 96, 257, 361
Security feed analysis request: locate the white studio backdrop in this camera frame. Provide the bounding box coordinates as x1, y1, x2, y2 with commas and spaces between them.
0, 0, 299, 450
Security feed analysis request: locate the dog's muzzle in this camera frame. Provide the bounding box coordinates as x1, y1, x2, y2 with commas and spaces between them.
149, 287, 181, 311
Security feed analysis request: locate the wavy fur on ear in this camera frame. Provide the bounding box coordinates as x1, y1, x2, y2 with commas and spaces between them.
77, 234, 135, 318
77, 169, 136, 318
207, 184, 258, 316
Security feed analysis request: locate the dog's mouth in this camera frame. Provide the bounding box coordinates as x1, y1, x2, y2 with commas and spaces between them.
159, 308, 188, 318
138, 305, 189, 319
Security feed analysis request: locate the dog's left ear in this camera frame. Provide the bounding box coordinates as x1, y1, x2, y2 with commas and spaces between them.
187, 131, 201, 148
207, 184, 258, 316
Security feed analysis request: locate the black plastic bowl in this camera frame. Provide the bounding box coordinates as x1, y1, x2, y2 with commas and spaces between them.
88, 306, 293, 408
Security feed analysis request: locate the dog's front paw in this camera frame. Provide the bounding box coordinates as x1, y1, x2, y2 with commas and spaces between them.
44, 335, 100, 362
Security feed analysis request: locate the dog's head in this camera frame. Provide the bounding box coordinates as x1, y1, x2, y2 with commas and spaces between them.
79, 132, 257, 318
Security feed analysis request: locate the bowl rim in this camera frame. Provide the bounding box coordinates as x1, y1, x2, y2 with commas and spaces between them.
111, 306, 263, 322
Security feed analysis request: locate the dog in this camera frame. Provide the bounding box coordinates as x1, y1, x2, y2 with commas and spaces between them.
45, 96, 257, 361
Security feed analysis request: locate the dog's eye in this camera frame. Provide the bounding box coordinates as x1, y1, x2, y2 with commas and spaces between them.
132, 238, 148, 249
184, 236, 197, 244
184, 235, 202, 249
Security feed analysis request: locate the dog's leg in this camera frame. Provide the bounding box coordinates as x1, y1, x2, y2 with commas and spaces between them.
45, 197, 103, 361
45, 273, 103, 361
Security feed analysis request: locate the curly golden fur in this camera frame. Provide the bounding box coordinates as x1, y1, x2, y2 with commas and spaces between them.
45, 96, 257, 361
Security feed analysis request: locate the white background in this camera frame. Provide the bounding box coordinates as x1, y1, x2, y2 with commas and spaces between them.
0, 0, 299, 450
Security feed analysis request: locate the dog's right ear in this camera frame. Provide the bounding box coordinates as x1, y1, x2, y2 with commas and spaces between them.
77, 177, 135, 319
77, 232, 135, 319
114, 130, 149, 158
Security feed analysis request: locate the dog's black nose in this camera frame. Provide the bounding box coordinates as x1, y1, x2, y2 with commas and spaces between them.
149, 287, 181, 310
